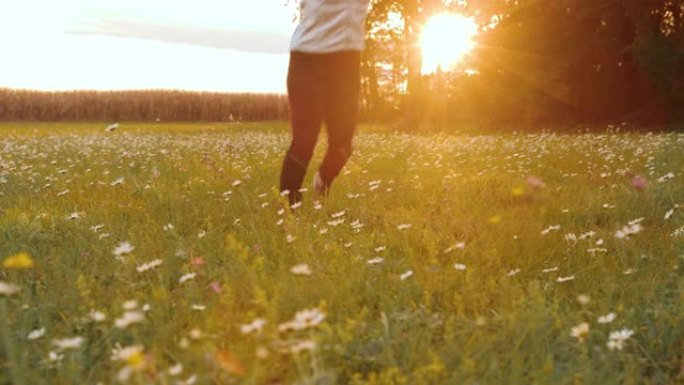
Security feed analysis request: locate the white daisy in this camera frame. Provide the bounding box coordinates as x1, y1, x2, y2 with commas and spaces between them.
114, 311, 145, 329
240, 318, 266, 334
400, 270, 414, 280
113, 241, 134, 257
570, 322, 589, 343
556, 275, 575, 283
290, 264, 312, 276
0, 281, 20, 296
607, 328, 634, 351
136, 259, 163, 273
168, 363, 184, 376
179, 272, 197, 284
597, 312, 617, 324
27, 328, 46, 340
53, 336, 85, 350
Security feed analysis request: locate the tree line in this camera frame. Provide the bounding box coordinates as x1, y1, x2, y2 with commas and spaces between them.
362, 0, 684, 129
0, 89, 289, 122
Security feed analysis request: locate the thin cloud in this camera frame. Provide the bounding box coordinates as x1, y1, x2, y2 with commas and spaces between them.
67, 18, 290, 54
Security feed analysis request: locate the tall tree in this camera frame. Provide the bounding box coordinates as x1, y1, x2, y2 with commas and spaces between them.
368, 0, 465, 129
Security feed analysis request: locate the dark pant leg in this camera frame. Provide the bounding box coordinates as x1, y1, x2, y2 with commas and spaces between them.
319, 51, 361, 187
280, 52, 324, 203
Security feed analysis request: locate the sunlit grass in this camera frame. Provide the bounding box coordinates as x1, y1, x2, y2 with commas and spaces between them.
1, 122, 683, 384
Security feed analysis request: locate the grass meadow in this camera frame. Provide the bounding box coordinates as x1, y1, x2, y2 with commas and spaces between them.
1, 122, 683, 384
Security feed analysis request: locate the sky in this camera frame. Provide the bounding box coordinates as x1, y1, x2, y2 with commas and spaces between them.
0, 0, 298, 93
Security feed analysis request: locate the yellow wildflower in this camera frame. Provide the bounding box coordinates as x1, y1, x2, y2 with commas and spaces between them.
511, 186, 525, 197
3, 252, 34, 269
125, 349, 145, 370
488, 215, 502, 224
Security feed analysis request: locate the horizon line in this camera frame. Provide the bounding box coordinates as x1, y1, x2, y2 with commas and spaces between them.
0, 86, 287, 96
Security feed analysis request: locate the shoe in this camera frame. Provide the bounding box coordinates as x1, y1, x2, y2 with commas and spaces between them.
313, 172, 328, 197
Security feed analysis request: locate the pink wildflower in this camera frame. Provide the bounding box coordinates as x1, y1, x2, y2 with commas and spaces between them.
631, 175, 648, 190
526, 176, 546, 189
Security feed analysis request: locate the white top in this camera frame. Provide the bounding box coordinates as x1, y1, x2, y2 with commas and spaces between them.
290, 0, 370, 53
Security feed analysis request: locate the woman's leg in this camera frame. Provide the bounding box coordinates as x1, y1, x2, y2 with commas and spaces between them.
280, 52, 324, 204
319, 51, 361, 189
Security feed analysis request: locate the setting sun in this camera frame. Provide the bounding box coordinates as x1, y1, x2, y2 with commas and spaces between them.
421, 13, 478, 74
